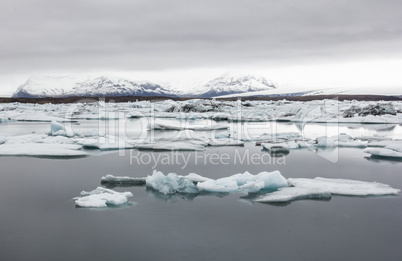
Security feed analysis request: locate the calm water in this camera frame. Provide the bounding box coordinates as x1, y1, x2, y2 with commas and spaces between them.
0, 120, 402, 260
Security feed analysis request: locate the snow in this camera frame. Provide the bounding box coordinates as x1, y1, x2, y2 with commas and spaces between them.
255, 177, 400, 203
198, 71, 276, 97
13, 75, 171, 98
74, 187, 133, 208
146, 170, 199, 195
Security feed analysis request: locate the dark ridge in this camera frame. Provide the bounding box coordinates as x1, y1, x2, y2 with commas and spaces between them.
0, 94, 401, 104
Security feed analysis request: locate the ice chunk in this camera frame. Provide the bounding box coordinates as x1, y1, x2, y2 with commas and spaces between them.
197, 171, 288, 194
315, 136, 336, 147
146, 170, 199, 195
100, 174, 146, 186
74, 187, 133, 208
48, 120, 67, 136
338, 140, 367, 148
261, 141, 299, 152
289, 177, 401, 196
81, 136, 135, 151
208, 138, 244, 147
255, 177, 400, 203
181, 173, 212, 183
255, 187, 332, 203
384, 142, 402, 153
133, 141, 206, 151
215, 130, 230, 139
331, 134, 354, 142
0, 143, 86, 157
364, 148, 402, 158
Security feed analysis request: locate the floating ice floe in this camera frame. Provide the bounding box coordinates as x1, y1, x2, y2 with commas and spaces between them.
337, 140, 368, 148
101, 174, 146, 186
144, 170, 288, 195
364, 148, 402, 158
255, 177, 400, 203
74, 187, 133, 208
80, 136, 136, 151
261, 141, 299, 153
133, 141, 206, 151
146, 170, 199, 195
196, 171, 288, 194
384, 142, 402, 153
208, 138, 244, 147
0, 143, 87, 157
315, 136, 337, 147
150, 122, 229, 131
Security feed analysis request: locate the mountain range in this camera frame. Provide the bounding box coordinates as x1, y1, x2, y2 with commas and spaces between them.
12, 72, 276, 98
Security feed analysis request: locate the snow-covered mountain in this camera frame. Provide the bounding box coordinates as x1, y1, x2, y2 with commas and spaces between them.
196, 71, 276, 98
12, 75, 173, 98
12, 72, 277, 98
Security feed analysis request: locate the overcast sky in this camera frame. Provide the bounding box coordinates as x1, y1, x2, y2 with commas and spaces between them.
1, 0, 401, 95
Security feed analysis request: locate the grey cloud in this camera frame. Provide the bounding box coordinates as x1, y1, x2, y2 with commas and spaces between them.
1, 0, 402, 73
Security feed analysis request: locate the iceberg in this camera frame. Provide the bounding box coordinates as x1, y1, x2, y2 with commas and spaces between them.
255, 177, 400, 203
74, 187, 133, 208
48, 120, 67, 136
146, 170, 199, 195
